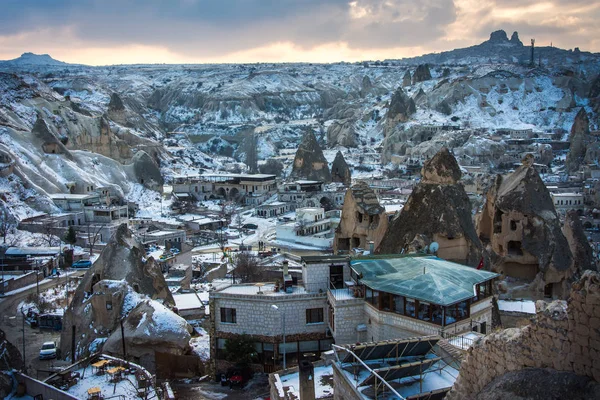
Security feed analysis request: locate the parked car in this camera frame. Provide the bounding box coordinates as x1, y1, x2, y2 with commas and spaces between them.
72, 260, 92, 269
242, 223, 258, 230
39, 341, 57, 360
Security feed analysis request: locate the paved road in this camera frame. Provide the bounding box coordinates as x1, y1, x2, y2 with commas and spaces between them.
0, 271, 85, 379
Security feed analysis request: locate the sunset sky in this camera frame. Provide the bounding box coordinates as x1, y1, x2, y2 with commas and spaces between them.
1, 0, 598, 65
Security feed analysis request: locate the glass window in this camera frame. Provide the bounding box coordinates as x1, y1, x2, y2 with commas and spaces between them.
217, 338, 227, 349
381, 292, 391, 311
220, 307, 236, 323
406, 298, 416, 318
255, 343, 263, 353
320, 339, 334, 351
394, 295, 405, 315
263, 343, 274, 351
366, 288, 374, 305
373, 290, 380, 308
299, 341, 319, 352
279, 342, 298, 354
306, 308, 324, 324
431, 304, 443, 325
418, 302, 431, 321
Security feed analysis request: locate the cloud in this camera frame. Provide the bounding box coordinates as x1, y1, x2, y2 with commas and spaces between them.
0, 0, 598, 64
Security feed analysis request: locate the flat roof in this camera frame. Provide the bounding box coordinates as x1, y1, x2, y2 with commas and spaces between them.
351, 256, 498, 306
49, 194, 98, 200
301, 255, 348, 264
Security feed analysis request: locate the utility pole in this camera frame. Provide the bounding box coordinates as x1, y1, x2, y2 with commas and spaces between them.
530, 38, 535, 66
21, 306, 26, 371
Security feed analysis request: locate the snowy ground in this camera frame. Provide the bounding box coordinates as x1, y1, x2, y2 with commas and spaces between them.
17, 280, 78, 316
498, 300, 537, 314
275, 365, 334, 399
64, 365, 156, 400
189, 325, 211, 361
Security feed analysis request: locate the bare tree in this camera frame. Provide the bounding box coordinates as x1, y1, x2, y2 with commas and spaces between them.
0, 205, 16, 244
219, 201, 236, 226
234, 252, 264, 283
85, 223, 106, 257
40, 215, 61, 247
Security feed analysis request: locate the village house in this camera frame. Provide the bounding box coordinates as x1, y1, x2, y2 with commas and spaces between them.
276, 207, 340, 249
170, 173, 277, 204
209, 254, 497, 373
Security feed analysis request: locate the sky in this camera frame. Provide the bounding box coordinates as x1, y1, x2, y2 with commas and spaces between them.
0, 0, 599, 65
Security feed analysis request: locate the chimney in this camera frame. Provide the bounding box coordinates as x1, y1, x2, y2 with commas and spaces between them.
283, 260, 289, 276
299, 360, 316, 400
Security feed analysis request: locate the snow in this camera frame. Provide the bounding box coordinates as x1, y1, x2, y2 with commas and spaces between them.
276, 365, 334, 399
64, 364, 156, 400
498, 299, 537, 314
190, 326, 211, 361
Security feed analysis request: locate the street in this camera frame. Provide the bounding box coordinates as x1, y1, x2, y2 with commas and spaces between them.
0, 271, 85, 379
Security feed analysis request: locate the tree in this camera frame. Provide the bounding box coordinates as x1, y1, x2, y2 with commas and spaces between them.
0, 205, 16, 244
234, 252, 264, 283
40, 215, 60, 247
223, 334, 257, 365
64, 226, 77, 246
85, 223, 106, 257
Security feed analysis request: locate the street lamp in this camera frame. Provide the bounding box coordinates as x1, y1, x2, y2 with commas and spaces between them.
271, 304, 286, 370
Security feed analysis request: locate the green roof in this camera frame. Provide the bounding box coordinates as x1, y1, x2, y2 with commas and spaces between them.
351, 256, 498, 306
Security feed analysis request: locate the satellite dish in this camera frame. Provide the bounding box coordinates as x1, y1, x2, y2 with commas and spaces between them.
429, 242, 439, 254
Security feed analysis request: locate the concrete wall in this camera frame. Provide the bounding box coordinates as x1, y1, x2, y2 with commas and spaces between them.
212, 293, 328, 338
332, 361, 362, 400
446, 271, 600, 400
329, 295, 366, 345
16, 372, 79, 400
3, 271, 43, 293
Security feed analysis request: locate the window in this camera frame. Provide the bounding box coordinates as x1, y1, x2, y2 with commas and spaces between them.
106, 301, 113, 310
306, 308, 324, 324
220, 307, 237, 323
405, 298, 416, 318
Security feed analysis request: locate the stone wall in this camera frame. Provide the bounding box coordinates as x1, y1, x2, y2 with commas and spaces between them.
446, 271, 600, 400
3, 271, 43, 293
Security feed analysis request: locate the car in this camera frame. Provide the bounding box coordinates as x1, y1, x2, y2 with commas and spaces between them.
39, 341, 57, 360
242, 223, 258, 230
72, 260, 92, 269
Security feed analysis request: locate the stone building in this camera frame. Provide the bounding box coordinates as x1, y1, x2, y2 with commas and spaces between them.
446, 271, 600, 400
334, 181, 389, 254
210, 254, 497, 373
477, 154, 574, 299
377, 148, 484, 267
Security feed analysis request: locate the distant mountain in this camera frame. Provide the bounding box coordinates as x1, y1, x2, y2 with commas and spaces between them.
0, 52, 69, 68
391, 30, 600, 66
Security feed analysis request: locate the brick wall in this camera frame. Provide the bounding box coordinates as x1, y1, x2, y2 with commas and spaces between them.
446, 271, 600, 400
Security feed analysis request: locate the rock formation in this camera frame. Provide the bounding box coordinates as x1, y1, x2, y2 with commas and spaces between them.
412, 64, 432, 84
566, 108, 590, 172
108, 92, 125, 112
359, 75, 372, 98
563, 210, 597, 272
446, 271, 600, 400
510, 31, 523, 46
327, 119, 357, 147
128, 150, 164, 191
0, 330, 23, 398
291, 129, 331, 182
334, 181, 388, 253
488, 30, 509, 43
477, 154, 574, 299
331, 151, 351, 186
402, 70, 412, 87
377, 148, 484, 266
61, 224, 181, 366
385, 87, 416, 135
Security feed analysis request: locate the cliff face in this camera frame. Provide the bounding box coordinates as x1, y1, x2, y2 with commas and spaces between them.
446, 271, 600, 400
378, 148, 483, 266
290, 129, 331, 182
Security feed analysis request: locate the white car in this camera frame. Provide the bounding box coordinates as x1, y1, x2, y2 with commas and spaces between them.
39, 341, 57, 360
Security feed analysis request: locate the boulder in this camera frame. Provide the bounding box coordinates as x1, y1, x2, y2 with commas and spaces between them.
331, 151, 351, 186
291, 129, 331, 182
103, 299, 192, 371
412, 64, 432, 84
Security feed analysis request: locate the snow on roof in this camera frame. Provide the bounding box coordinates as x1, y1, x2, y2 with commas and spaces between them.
296, 180, 322, 184
145, 230, 182, 236
49, 193, 98, 200
217, 283, 308, 296
5, 247, 60, 256
173, 293, 205, 310
497, 300, 536, 314
275, 365, 334, 399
